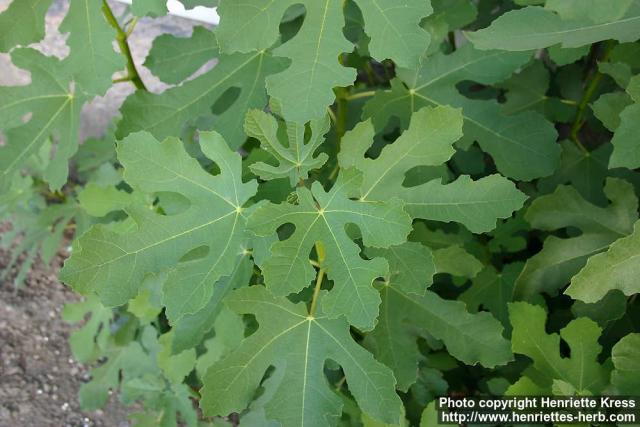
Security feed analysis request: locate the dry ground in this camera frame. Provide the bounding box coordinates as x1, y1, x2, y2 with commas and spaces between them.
0, 237, 132, 426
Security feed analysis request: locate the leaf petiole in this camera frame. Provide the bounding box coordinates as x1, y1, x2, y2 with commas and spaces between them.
344, 90, 376, 101
308, 241, 326, 317
102, 0, 147, 91
569, 40, 615, 152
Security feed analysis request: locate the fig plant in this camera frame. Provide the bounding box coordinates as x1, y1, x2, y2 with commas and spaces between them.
1, 0, 640, 426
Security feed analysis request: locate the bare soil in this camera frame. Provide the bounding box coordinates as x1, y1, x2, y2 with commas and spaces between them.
0, 238, 131, 427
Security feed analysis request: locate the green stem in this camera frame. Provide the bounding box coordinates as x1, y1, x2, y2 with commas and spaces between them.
326, 88, 348, 182
112, 75, 132, 83
344, 90, 376, 101
326, 106, 337, 125
308, 242, 326, 317
125, 17, 139, 37
569, 41, 615, 152
308, 268, 325, 318
102, 0, 147, 91
559, 98, 578, 106
328, 162, 340, 182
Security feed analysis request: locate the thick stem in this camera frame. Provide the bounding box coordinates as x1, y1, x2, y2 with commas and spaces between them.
102, 0, 147, 91
308, 241, 326, 317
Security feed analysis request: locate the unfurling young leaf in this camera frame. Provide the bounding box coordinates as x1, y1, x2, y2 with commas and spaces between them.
245, 108, 329, 186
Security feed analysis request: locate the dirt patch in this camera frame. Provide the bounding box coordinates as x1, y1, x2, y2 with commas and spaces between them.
0, 238, 132, 427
